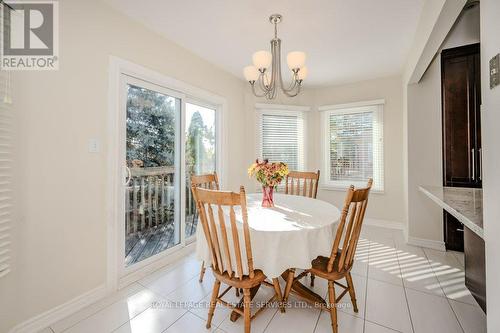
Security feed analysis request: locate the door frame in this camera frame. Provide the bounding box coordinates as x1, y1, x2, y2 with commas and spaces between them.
107, 56, 227, 293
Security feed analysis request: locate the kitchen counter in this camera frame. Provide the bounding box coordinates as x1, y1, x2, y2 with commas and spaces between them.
420, 185, 486, 312
419, 185, 483, 239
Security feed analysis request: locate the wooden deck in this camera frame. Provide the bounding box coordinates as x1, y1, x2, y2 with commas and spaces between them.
125, 214, 198, 266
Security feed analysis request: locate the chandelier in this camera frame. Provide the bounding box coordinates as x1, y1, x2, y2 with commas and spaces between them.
243, 14, 308, 99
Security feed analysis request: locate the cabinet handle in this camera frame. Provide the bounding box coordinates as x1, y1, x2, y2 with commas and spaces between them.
479, 148, 482, 181
471, 148, 475, 181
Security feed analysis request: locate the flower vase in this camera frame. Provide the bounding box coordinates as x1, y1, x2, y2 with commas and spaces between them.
262, 186, 275, 208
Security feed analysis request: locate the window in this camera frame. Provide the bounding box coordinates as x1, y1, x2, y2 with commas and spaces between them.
257, 106, 306, 171
320, 101, 384, 192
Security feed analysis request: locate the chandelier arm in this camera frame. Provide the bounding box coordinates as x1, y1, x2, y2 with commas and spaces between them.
276, 40, 298, 94
282, 82, 302, 97
251, 83, 269, 98
257, 71, 273, 94
287, 72, 300, 91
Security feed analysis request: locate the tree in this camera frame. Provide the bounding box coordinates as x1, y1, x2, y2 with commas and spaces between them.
126, 85, 177, 167
185, 111, 207, 175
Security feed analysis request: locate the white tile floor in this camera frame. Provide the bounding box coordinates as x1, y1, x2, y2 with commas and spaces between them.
41, 225, 486, 333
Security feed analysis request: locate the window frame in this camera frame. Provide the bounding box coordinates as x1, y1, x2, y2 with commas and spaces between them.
319, 100, 385, 193
255, 104, 309, 175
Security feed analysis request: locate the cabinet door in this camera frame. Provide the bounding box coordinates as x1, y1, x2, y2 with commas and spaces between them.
464, 227, 486, 312
443, 211, 464, 252
441, 44, 481, 188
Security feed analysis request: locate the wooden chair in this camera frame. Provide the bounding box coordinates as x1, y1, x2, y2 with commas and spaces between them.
192, 186, 283, 333
284, 170, 320, 198
283, 170, 321, 286
283, 179, 373, 333
190, 172, 219, 283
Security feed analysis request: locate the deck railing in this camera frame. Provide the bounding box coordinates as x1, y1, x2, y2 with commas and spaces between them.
126, 166, 175, 236
125, 166, 198, 237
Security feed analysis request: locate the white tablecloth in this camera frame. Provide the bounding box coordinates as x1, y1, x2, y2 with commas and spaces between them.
195, 193, 340, 278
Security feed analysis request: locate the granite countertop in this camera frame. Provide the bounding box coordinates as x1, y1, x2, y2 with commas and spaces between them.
419, 185, 483, 239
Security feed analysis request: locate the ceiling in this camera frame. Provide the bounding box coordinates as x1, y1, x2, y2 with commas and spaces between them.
103, 0, 424, 87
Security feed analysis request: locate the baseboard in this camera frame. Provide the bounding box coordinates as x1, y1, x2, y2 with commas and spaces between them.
407, 236, 446, 251
364, 218, 404, 230
9, 284, 106, 333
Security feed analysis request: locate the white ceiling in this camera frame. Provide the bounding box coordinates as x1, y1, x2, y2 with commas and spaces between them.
103, 0, 424, 87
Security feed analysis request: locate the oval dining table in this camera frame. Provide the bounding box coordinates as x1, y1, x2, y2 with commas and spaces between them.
195, 192, 341, 320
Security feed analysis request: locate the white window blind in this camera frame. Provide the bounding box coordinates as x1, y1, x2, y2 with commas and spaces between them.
257, 109, 305, 171
0, 69, 12, 279
321, 102, 384, 191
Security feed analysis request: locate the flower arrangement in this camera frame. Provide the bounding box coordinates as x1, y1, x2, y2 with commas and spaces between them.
248, 159, 289, 207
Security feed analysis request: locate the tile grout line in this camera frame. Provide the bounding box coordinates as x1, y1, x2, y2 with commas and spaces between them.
311, 307, 323, 333
395, 239, 415, 333
159, 309, 191, 333
421, 249, 466, 333
362, 239, 372, 333
55, 283, 145, 333
260, 308, 279, 333
57, 258, 199, 332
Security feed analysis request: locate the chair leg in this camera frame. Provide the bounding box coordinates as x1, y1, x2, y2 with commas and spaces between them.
199, 261, 206, 283
272, 278, 285, 313
283, 268, 295, 304
346, 272, 359, 313
310, 273, 315, 287
235, 287, 240, 297
206, 280, 221, 329
327, 281, 338, 333
243, 288, 252, 333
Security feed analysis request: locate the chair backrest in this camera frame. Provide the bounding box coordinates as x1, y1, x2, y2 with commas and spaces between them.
192, 186, 255, 279
328, 179, 373, 273
190, 172, 220, 190
284, 170, 320, 198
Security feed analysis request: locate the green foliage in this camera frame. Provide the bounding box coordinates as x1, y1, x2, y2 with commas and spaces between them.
126, 85, 177, 167
126, 85, 215, 173
185, 111, 215, 175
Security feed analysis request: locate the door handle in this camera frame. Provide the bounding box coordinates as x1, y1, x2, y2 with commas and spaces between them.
124, 166, 132, 186
479, 148, 482, 181
471, 148, 475, 181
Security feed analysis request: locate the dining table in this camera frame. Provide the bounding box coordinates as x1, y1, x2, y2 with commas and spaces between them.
195, 192, 341, 319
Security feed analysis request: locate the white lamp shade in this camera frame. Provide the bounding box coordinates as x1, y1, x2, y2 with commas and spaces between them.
243, 65, 260, 82
252, 50, 272, 70
287, 51, 306, 70
297, 66, 308, 80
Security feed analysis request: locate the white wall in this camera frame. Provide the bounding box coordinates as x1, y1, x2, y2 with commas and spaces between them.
406, 6, 479, 244
0, 0, 246, 331
480, 0, 500, 330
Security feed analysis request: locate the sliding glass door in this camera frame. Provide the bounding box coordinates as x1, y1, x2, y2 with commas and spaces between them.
185, 102, 217, 240
120, 74, 219, 274
123, 75, 181, 269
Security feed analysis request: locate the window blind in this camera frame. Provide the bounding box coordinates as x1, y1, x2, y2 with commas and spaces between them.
258, 110, 305, 171
0, 68, 12, 278
323, 104, 384, 191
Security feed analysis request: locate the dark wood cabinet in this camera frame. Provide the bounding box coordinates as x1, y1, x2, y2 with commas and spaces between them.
441, 43, 481, 251
464, 227, 486, 312
443, 212, 464, 252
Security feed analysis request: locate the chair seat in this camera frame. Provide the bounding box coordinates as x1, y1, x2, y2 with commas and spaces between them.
309, 254, 352, 280
212, 268, 267, 289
